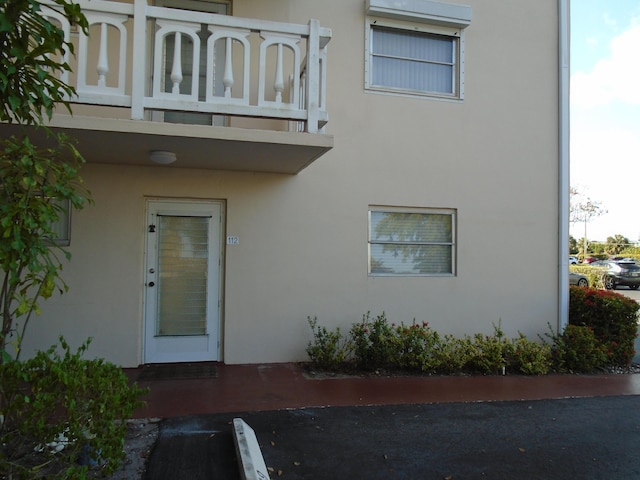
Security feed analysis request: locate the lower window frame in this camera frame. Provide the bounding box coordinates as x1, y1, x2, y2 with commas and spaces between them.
368, 206, 457, 277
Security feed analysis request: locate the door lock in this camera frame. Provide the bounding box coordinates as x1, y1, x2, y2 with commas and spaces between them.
148, 282, 155, 287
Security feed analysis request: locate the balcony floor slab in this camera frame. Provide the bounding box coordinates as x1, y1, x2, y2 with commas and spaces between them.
1, 115, 333, 174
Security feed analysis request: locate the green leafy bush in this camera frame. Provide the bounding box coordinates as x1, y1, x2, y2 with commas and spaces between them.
430, 335, 475, 374
465, 324, 513, 375
0, 337, 147, 479
508, 334, 552, 375
548, 324, 608, 373
570, 265, 606, 289
305, 295, 637, 376
569, 286, 639, 366
306, 317, 351, 371
350, 312, 396, 370
390, 322, 439, 372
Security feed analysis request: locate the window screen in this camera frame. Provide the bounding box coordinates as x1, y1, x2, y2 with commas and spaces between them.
369, 209, 455, 275
369, 25, 458, 96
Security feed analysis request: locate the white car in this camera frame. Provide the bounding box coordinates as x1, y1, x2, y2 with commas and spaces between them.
569, 256, 578, 264
569, 272, 588, 287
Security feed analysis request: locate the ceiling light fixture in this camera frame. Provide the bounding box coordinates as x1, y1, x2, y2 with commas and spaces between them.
149, 150, 177, 165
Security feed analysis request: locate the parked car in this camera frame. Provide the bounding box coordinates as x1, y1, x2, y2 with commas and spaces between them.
589, 260, 640, 290
569, 256, 578, 264
569, 272, 589, 287
615, 257, 638, 264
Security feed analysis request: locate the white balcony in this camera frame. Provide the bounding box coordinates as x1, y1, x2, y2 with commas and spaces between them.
32, 0, 333, 173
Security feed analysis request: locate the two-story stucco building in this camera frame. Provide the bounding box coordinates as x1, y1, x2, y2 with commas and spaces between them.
7, 0, 570, 367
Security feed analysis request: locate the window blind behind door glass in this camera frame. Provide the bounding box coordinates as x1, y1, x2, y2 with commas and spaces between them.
157, 215, 209, 336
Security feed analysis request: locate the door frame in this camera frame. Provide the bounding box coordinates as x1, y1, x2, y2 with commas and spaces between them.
142, 198, 225, 364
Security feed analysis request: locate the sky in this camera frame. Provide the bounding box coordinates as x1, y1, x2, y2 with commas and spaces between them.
570, 0, 640, 243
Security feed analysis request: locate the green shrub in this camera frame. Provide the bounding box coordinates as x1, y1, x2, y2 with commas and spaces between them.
0, 337, 147, 479
569, 286, 639, 366
306, 317, 351, 371
390, 322, 439, 372
549, 324, 608, 373
570, 265, 606, 289
306, 299, 637, 376
430, 335, 476, 374
350, 312, 396, 370
508, 334, 552, 375
465, 324, 513, 375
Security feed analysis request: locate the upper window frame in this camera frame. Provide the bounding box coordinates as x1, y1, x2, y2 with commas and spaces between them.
364, 0, 471, 101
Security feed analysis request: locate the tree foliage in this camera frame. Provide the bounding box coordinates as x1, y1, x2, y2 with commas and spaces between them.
569, 187, 607, 226
569, 235, 578, 254
0, 0, 90, 359
0, 9, 145, 480
570, 187, 607, 255
604, 234, 630, 255
1, 136, 89, 358
0, 0, 87, 126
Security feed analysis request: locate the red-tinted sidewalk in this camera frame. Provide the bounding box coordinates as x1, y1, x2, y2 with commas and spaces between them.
126, 363, 640, 419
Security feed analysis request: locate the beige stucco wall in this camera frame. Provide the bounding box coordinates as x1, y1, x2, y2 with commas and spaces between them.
19, 0, 561, 366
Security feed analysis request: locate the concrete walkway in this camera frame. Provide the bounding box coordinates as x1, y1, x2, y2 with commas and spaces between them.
128, 363, 640, 418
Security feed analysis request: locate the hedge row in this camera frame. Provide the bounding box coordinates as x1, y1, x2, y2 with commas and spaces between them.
306, 288, 639, 375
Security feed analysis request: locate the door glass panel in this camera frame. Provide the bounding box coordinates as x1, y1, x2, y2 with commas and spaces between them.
157, 215, 209, 336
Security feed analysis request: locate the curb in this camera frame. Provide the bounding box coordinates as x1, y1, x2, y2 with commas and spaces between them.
232, 418, 271, 480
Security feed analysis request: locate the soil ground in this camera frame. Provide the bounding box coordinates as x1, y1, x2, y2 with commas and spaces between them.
99, 418, 160, 480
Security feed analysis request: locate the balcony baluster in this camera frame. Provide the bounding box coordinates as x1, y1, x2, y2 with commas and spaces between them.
222, 37, 234, 98
170, 32, 183, 95
96, 23, 110, 88
274, 43, 284, 103
41, 0, 330, 133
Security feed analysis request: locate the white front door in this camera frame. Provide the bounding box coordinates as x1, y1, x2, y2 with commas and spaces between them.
144, 200, 223, 363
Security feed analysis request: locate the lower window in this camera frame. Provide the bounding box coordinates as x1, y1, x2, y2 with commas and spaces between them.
48, 198, 71, 246
368, 207, 456, 276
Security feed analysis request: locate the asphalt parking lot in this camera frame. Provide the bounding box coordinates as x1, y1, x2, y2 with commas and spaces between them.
145, 395, 640, 480
143, 288, 640, 479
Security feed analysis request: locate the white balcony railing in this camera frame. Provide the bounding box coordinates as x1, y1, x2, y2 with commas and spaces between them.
42, 0, 330, 133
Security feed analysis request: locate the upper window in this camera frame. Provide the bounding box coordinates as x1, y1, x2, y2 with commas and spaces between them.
369, 207, 456, 276
365, 0, 471, 100
368, 25, 458, 97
